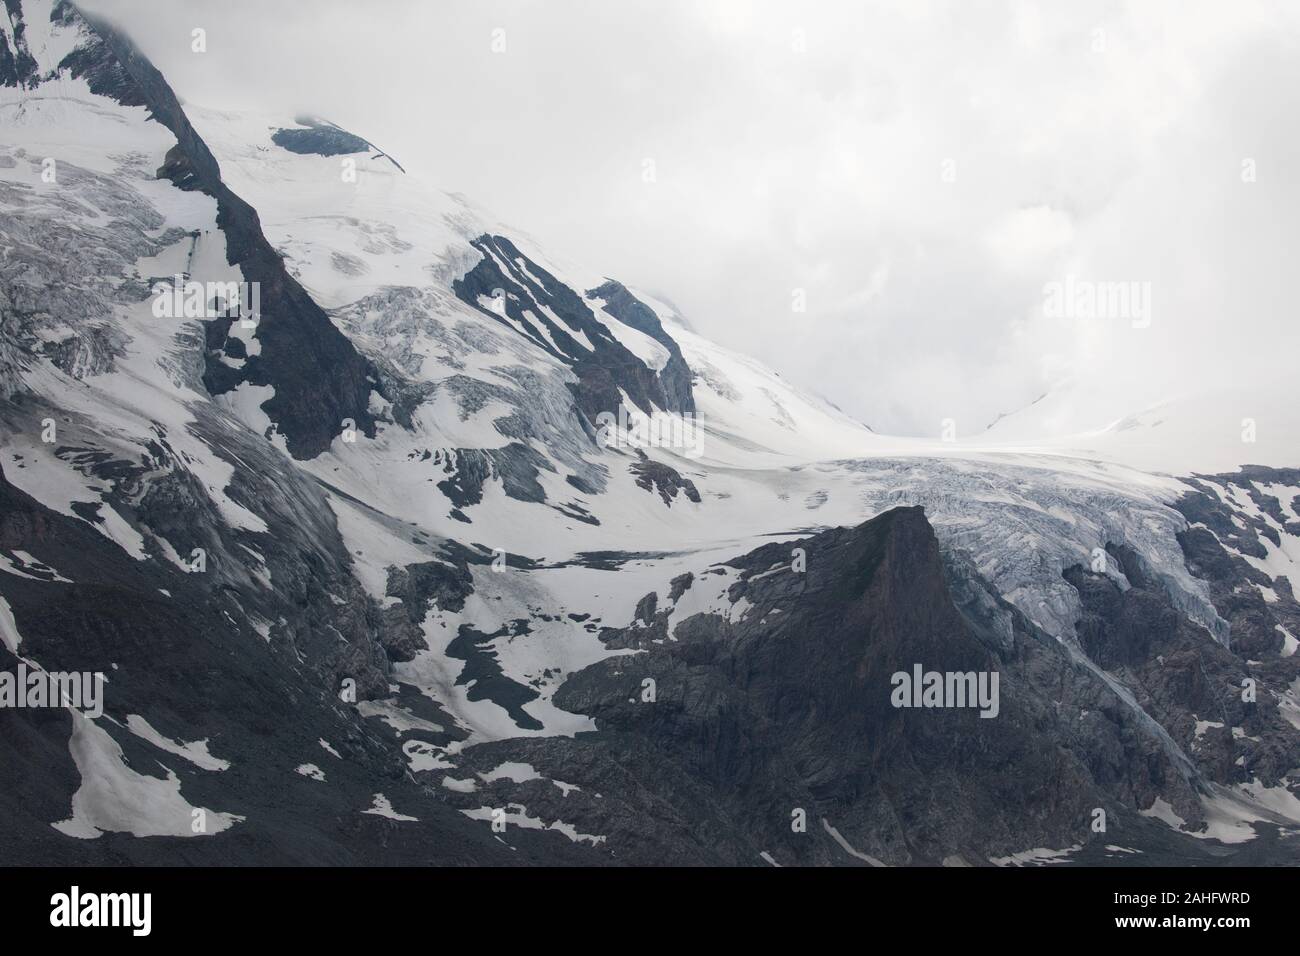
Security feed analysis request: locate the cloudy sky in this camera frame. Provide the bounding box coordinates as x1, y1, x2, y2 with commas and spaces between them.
84, 0, 1300, 438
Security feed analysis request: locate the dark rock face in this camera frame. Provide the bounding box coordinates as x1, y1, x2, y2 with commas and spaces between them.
273, 116, 405, 171
452, 235, 694, 425
433, 507, 1243, 865
447, 622, 545, 732
0, 462, 599, 865
376, 560, 473, 662
419, 441, 602, 523
1177, 528, 1291, 659
629, 451, 700, 506
272, 122, 370, 157
0, 0, 40, 89
668, 572, 694, 602
1170, 467, 1300, 660
63, 5, 378, 459
386, 559, 474, 616
436, 444, 551, 508
1065, 544, 1300, 790
1177, 485, 1268, 558
586, 280, 695, 415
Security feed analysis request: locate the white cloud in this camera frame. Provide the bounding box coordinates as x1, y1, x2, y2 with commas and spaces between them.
985, 206, 1075, 275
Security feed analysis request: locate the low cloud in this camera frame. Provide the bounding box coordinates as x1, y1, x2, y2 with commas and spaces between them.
86, 0, 1300, 436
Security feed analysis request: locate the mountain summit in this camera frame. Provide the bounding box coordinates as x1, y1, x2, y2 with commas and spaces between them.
1, 0, 1298, 865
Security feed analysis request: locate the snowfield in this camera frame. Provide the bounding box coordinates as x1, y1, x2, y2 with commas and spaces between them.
1, 0, 1297, 864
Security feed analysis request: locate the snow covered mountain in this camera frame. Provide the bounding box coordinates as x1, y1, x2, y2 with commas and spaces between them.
1, 0, 1298, 866
978, 379, 1300, 475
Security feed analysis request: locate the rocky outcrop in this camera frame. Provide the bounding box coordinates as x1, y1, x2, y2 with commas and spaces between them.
1171, 466, 1300, 659
1066, 543, 1300, 790
271, 116, 406, 172
629, 450, 700, 506
0, 460, 596, 864
435, 444, 551, 508
453, 235, 694, 426
62, 1, 379, 459
0, 0, 40, 88
272, 121, 371, 157
435, 507, 1240, 865
586, 279, 695, 414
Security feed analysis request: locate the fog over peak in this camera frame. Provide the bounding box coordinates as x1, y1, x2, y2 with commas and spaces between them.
82, 0, 1300, 437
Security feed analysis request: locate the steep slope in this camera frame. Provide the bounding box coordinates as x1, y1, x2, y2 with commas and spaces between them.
1, 0, 1297, 866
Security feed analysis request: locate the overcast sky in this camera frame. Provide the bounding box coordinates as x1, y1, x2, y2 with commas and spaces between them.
83, 0, 1300, 438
